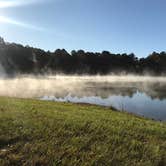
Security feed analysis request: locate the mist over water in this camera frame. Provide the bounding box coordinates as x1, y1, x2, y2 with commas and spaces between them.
0, 75, 166, 121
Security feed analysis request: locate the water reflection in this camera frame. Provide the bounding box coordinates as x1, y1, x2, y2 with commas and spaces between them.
41, 81, 166, 121
0, 76, 166, 121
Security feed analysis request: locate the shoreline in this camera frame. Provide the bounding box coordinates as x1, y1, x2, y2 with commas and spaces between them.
0, 97, 166, 165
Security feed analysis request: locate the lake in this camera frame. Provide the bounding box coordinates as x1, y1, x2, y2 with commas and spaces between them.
40, 76, 166, 121
0, 75, 166, 121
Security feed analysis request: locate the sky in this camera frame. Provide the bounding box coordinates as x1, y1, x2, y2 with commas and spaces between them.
0, 0, 166, 57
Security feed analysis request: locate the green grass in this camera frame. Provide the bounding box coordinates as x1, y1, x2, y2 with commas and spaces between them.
0, 97, 165, 166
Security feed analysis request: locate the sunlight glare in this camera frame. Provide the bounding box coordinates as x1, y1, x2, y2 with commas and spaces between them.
0, 16, 44, 31
0, 0, 44, 8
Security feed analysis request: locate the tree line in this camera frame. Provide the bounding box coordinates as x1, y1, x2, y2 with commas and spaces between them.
0, 37, 166, 76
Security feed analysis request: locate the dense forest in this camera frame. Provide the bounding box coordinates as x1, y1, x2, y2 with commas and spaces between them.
0, 37, 166, 76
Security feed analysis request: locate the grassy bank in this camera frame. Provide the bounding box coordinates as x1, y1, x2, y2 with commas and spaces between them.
0, 97, 165, 166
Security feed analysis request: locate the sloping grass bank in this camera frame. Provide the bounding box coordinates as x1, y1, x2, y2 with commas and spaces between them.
0, 97, 165, 166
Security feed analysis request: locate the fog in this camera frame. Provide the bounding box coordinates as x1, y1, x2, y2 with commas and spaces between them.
0, 74, 166, 120
0, 75, 166, 98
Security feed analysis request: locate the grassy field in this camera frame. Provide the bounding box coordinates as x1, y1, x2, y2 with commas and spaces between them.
0, 97, 165, 166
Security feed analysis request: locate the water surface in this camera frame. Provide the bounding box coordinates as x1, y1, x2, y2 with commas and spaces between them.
0, 75, 166, 121
39, 76, 166, 121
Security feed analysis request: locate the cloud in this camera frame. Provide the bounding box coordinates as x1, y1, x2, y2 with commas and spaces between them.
0, 0, 46, 8
0, 16, 45, 31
